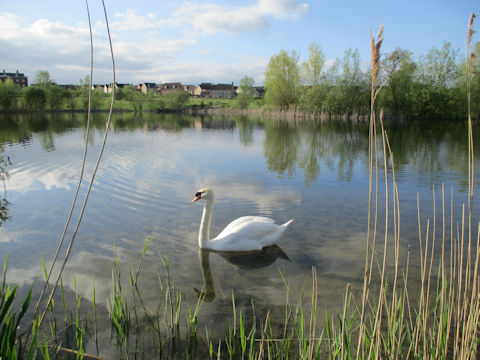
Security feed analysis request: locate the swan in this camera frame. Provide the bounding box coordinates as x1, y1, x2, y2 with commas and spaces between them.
192, 188, 293, 251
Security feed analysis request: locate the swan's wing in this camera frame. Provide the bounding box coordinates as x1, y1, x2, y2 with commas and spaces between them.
218, 216, 275, 238
211, 218, 286, 251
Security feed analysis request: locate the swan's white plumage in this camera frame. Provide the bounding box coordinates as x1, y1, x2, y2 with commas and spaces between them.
192, 188, 292, 251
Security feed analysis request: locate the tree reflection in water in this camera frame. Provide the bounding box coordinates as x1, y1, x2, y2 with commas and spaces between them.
0, 154, 10, 227
0, 197, 10, 227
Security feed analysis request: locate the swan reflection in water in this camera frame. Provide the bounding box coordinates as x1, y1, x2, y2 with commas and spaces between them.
194, 245, 290, 302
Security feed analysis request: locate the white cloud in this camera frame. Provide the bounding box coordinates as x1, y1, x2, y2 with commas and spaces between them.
0, 0, 309, 84
111, 8, 172, 31
174, 3, 268, 35
110, 0, 309, 35
257, 0, 309, 19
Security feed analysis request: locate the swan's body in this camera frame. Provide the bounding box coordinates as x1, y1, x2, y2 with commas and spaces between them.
192, 188, 293, 251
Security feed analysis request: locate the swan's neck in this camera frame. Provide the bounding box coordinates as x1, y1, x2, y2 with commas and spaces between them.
199, 249, 215, 298
199, 196, 214, 248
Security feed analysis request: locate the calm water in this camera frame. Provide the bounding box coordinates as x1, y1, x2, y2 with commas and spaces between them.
0, 112, 479, 351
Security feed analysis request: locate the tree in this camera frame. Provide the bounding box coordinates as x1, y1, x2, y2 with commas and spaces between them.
236, 76, 255, 109
411, 41, 460, 119
264, 50, 300, 109
299, 43, 328, 112
164, 91, 189, 110
23, 86, 47, 110
471, 42, 480, 119
47, 85, 69, 110
0, 78, 20, 110
35, 70, 52, 87
419, 41, 459, 88
381, 48, 416, 117
124, 85, 147, 113
301, 42, 325, 86
337, 48, 369, 115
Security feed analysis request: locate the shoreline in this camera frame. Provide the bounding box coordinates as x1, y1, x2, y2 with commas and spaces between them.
0, 106, 473, 122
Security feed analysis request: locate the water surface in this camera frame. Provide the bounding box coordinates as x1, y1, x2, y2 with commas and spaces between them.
0, 112, 478, 345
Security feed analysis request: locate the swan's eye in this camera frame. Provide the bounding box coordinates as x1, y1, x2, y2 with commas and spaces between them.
195, 192, 202, 198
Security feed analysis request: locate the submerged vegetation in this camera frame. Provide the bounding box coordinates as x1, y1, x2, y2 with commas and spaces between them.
0, 5, 478, 359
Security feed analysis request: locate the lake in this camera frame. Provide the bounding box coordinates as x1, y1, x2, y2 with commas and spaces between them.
0, 112, 478, 356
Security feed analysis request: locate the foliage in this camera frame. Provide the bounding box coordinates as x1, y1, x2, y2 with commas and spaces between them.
259, 40, 480, 120
23, 86, 47, 110
0, 257, 37, 359
236, 75, 255, 109
46, 85, 69, 110
163, 90, 190, 110
0, 79, 20, 111
264, 50, 300, 109
381, 48, 416, 117
0, 41, 478, 119
34, 70, 52, 87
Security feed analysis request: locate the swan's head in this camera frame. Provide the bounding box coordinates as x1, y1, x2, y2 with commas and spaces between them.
192, 188, 214, 202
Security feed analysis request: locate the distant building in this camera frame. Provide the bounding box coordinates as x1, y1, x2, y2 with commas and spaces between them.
139, 82, 158, 95
194, 83, 235, 99
106, 82, 129, 93
236, 85, 265, 98
253, 86, 265, 98
183, 84, 197, 96
1, 69, 28, 88
58, 84, 78, 90
159, 82, 183, 95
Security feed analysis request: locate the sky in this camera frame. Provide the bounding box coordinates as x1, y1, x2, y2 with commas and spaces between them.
0, 0, 478, 86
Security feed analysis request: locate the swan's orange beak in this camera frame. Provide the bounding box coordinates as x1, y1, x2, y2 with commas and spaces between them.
192, 195, 201, 202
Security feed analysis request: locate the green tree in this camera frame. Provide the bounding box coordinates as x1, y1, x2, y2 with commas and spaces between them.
23, 86, 47, 110
419, 41, 459, 88
0, 78, 20, 111
65, 89, 76, 111
411, 41, 460, 119
301, 42, 325, 86
381, 48, 416, 117
337, 48, 369, 115
264, 50, 300, 109
471, 42, 480, 119
35, 70, 52, 87
47, 85, 69, 110
79, 87, 102, 111
236, 75, 255, 109
164, 91, 189, 110
300, 43, 328, 112
124, 85, 147, 113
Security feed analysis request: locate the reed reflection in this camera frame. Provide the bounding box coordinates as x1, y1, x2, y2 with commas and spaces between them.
195, 246, 290, 302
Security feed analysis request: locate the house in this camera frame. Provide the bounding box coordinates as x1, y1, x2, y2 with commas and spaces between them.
236, 85, 265, 98
159, 82, 183, 95
59, 84, 78, 91
253, 86, 265, 98
183, 85, 197, 96
139, 82, 158, 95
194, 83, 235, 99
0, 69, 28, 88
106, 82, 129, 93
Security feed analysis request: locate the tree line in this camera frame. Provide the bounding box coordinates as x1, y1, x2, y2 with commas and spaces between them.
263, 41, 480, 120
0, 71, 190, 113
1, 40, 479, 120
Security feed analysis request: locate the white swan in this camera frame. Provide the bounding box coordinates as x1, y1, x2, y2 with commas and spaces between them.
192, 188, 293, 251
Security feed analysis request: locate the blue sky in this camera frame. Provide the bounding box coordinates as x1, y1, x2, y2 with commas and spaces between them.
1, 0, 478, 86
